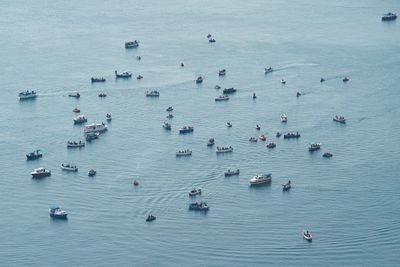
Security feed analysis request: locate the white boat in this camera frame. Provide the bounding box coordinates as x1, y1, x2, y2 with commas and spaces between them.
224, 169, 239, 176
303, 231, 312, 241
163, 121, 171, 130
265, 67, 273, 74
176, 149, 192, 156
73, 115, 87, 124
309, 143, 321, 152
125, 40, 139, 48
68, 91, 80, 98
49, 206, 67, 219
249, 173, 272, 185
216, 146, 233, 153
83, 122, 107, 133
115, 70, 132, 78
215, 95, 229, 101
333, 115, 346, 123
31, 167, 51, 178
18, 90, 37, 100
61, 164, 78, 172
280, 114, 288, 122
189, 188, 201, 196
106, 113, 112, 121
146, 90, 160, 97
67, 141, 85, 148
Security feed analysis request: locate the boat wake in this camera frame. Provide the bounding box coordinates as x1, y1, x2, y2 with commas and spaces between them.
273, 62, 319, 72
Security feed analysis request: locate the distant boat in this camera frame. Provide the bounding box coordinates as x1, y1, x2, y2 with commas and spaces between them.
105, 113, 112, 121
91, 77, 106, 83
196, 76, 203, 84
68, 91, 80, 98
26, 150, 42, 160
282, 180, 291, 191
133, 180, 139, 186
249, 137, 258, 143
189, 202, 209, 211
342, 77, 350, 82
163, 121, 171, 130
49, 206, 67, 219
72, 108, 80, 113
209, 38, 216, 43
146, 90, 160, 97
309, 143, 321, 152
259, 134, 266, 141
73, 115, 87, 124
85, 132, 99, 141
207, 34, 212, 38
281, 79, 286, 84
115, 70, 132, 78
265, 67, 273, 74
226, 122, 232, 128
323, 152, 333, 158
253, 93, 257, 99
67, 141, 85, 148
31, 167, 51, 178
125, 40, 139, 48
219, 69, 226, 76
61, 164, 78, 172
382, 12, 397, 21
224, 169, 240, 176
266, 142, 276, 149
84, 123, 107, 134
280, 114, 288, 123
179, 126, 194, 134
176, 149, 192, 156
296, 92, 301, 97
249, 173, 272, 185
189, 188, 202, 196
256, 125, 261, 130
88, 169, 96, 177
98, 93, 107, 97
207, 138, 215, 146
166, 106, 173, 112
284, 132, 300, 139
320, 77, 325, 82
223, 88, 237, 94
303, 231, 312, 241
276, 132, 282, 138
215, 85, 221, 89
333, 115, 346, 123
146, 214, 156, 222
136, 75, 143, 80
18, 90, 37, 100
216, 146, 233, 153
215, 95, 229, 101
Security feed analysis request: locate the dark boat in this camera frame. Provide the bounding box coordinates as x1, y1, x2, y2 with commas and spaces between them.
125, 40, 139, 48
133, 180, 139, 186
98, 93, 107, 97
209, 38, 216, 43
189, 202, 209, 211
207, 34, 212, 38
323, 152, 333, 158
219, 69, 226, 76
253, 93, 257, 99
146, 214, 156, 222
266, 142, 276, 149
296, 92, 301, 97
282, 180, 291, 191
284, 132, 300, 139
181, 62, 184, 67
276, 132, 282, 138
179, 126, 194, 134
342, 77, 350, 82
196, 76, 203, 84
26, 150, 42, 160
320, 77, 325, 82
85, 132, 100, 141
88, 169, 96, 177
91, 77, 106, 83
382, 12, 397, 21
223, 87, 237, 94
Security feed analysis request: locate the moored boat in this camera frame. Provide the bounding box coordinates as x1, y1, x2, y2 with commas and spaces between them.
166, 106, 173, 112
249, 173, 272, 185
31, 167, 51, 178
284, 132, 300, 139
276, 132, 282, 138
85, 132, 99, 141
19, 90, 37, 100
176, 149, 192, 156
125, 40, 139, 48
98, 93, 107, 97
189, 202, 209, 211
61, 164, 78, 172
320, 77, 325, 82
223, 87, 237, 94
115, 70, 132, 78
259, 134, 266, 141
162, 121, 171, 130
216, 146, 233, 153
105, 113, 112, 121
296, 92, 301, 97
215, 85, 221, 89
266, 142, 276, 149
342, 77, 350, 82
226, 122, 232, 128
133, 180, 139, 186
166, 114, 174, 119
281, 79, 286, 84
91, 77, 106, 83
83, 122, 107, 133
189, 188, 202, 196
256, 125, 261, 130
179, 126, 194, 134
67, 141, 85, 148
72, 108, 80, 113
73, 115, 87, 124
309, 143, 321, 152
215, 95, 229, 101
137, 75, 143, 80
146, 90, 160, 97
49, 206, 67, 219
333, 115, 346, 123
209, 38, 216, 43
26, 150, 42, 160
224, 169, 239, 176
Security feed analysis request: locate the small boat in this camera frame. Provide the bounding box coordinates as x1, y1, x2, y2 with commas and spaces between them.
216, 146, 233, 153
266, 142, 276, 149
88, 169, 96, 177
282, 180, 291, 191
320, 77, 325, 82
207, 34, 212, 38
137, 56, 141, 60
179, 126, 194, 134
166, 114, 174, 119
72, 108, 80, 113
323, 152, 333, 158
333, 115, 346, 123
296, 92, 301, 97
223, 87, 237, 94
115, 70, 132, 78
303, 231, 312, 241
207, 138, 215, 146
219, 69, 226, 76
309, 143, 321, 152
281, 79, 286, 84
259, 134, 266, 141
256, 125, 261, 130
224, 169, 240, 176
253, 93, 257, 99
284, 132, 300, 139
146, 214, 156, 222
67, 141, 85, 148
166, 106, 173, 112
181, 62, 184, 67
280, 114, 288, 123
85, 132, 99, 141
196, 76, 203, 84
91, 77, 106, 83
137, 75, 143, 80
162, 121, 171, 130
342, 77, 350, 82
31, 167, 51, 178
105, 113, 112, 121
49, 206, 67, 219
382, 12, 397, 21
73, 115, 87, 124
61, 164, 78, 172
26, 150, 42, 160
68, 92, 80, 98
250, 173, 272, 185
209, 38, 216, 43
18, 90, 37, 100
249, 137, 258, 143
146, 90, 160, 97
125, 40, 139, 48
176, 149, 192, 156
226, 122, 232, 128
276, 132, 282, 138
83, 122, 107, 133
98, 93, 107, 97
133, 180, 139, 186
189, 188, 202, 196
215, 85, 221, 89
215, 95, 229, 101
189, 202, 209, 211
265, 67, 273, 74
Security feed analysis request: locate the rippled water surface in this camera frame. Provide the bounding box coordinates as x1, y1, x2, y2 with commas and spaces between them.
0, 0, 399, 266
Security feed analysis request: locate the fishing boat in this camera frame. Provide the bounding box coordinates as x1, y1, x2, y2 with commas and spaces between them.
281, 79, 286, 84
91, 77, 106, 83
189, 188, 202, 196
303, 231, 312, 241
207, 138, 215, 146
67, 141, 85, 148
166, 106, 173, 112
26, 150, 42, 160
223, 87, 237, 94
85, 132, 99, 141
209, 38, 216, 43
219, 69, 226, 76
309, 143, 321, 152
73, 115, 87, 124
266, 142, 276, 149
226, 122, 232, 128
83, 123, 107, 133
284, 132, 300, 139
333, 115, 346, 123
189, 202, 209, 211
282, 180, 291, 191
215, 95, 229, 101
162, 121, 171, 130
115, 70, 132, 78
196, 76, 203, 84
249, 173, 272, 185
382, 12, 397, 21
342, 77, 350, 82
72, 108, 80, 113
179, 126, 194, 134
323, 152, 333, 158
146, 90, 160, 97
280, 114, 288, 122
98, 93, 107, 97
176, 149, 192, 156
224, 169, 240, 176
31, 167, 51, 178
125, 40, 139, 48
18, 90, 37, 100
61, 164, 78, 172
265, 67, 273, 74
68, 92, 80, 98
216, 146, 233, 153
49, 206, 67, 219
146, 214, 156, 222
276, 132, 282, 138
105, 113, 112, 121
259, 134, 266, 141
249, 137, 258, 143
88, 169, 96, 177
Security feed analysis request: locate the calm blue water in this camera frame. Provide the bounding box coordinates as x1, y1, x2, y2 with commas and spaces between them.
1, 0, 399, 266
